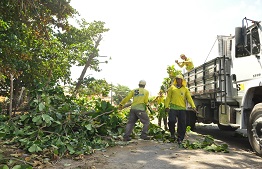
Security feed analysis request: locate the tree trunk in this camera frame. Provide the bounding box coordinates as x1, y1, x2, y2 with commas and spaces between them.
15, 86, 25, 110
74, 35, 102, 95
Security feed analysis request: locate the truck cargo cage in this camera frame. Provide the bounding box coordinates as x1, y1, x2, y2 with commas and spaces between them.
184, 55, 232, 108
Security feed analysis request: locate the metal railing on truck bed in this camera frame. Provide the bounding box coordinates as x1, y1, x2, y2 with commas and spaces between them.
183, 56, 231, 103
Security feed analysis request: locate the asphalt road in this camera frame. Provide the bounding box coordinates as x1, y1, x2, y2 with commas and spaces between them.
53, 123, 262, 169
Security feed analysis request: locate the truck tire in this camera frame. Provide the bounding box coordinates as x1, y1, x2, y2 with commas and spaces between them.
217, 123, 238, 131
186, 110, 196, 131
247, 103, 262, 157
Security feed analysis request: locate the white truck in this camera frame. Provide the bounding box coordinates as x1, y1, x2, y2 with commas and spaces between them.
184, 17, 262, 156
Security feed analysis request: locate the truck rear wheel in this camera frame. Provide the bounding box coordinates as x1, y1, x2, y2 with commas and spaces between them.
248, 103, 262, 157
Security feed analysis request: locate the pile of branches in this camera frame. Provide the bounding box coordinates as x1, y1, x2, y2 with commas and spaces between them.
0, 86, 129, 168
0, 85, 228, 168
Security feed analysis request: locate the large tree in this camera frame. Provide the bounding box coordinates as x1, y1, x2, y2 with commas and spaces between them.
0, 0, 109, 108
0, 0, 75, 95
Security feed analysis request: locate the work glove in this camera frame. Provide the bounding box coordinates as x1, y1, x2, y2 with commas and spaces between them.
165, 108, 169, 113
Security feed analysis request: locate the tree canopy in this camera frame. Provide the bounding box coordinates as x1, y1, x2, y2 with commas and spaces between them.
0, 0, 109, 103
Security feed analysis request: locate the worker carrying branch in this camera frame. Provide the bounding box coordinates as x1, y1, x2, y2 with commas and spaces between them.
175, 54, 194, 71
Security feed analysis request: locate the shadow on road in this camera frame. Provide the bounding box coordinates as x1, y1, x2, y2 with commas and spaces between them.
194, 123, 253, 152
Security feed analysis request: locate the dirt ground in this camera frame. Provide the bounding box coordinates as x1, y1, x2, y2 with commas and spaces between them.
50, 124, 262, 169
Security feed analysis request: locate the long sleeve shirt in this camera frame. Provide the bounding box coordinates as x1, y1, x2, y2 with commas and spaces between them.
164, 85, 196, 110
120, 87, 149, 111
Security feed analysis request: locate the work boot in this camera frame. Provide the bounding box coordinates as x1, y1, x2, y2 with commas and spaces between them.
170, 133, 176, 140
170, 134, 174, 138
140, 135, 150, 140
177, 138, 183, 145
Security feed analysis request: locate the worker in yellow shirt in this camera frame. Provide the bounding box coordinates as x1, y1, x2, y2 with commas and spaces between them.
165, 74, 196, 144
153, 91, 168, 130
175, 54, 194, 71
119, 80, 150, 141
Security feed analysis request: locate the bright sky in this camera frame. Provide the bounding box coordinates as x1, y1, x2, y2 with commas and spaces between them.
70, 0, 262, 96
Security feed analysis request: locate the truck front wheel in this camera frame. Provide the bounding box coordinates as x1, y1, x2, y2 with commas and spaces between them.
248, 103, 262, 157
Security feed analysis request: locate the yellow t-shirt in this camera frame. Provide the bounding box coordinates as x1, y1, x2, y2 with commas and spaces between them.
164, 85, 195, 110
120, 87, 149, 111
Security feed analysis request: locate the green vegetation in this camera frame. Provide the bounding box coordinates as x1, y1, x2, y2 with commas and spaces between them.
182, 135, 229, 153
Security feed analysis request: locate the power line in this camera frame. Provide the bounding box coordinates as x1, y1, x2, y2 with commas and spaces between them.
204, 38, 217, 64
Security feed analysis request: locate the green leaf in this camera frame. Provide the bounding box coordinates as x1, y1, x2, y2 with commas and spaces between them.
28, 144, 42, 153
101, 101, 107, 111
0, 131, 6, 137
53, 149, 58, 155
20, 114, 29, 121
85, 124, 92, 130
14, 129, 24, 136
220, 143, 228, 150
21, 166, 33, 169
55, 138, 64, 146
186, 126, 191, 132
67, 144, 75, 154
202, 135, 214, 146
192, 141, 202, 149
1, 165, 9, 169
38, 102, 45, 111
19, 138, 29, 145
33, 99, 39, 104
54, 120, 61, 124
55, 113, 63, 120
12, 165, 21, 169
2, 165, 9, 169
32, 115, 43, 125
32, 115, 41, 123
204, 144, 217, 152
42, 114, 53, 125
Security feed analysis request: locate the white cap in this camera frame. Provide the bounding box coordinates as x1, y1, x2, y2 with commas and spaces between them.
139, 80, 146, 85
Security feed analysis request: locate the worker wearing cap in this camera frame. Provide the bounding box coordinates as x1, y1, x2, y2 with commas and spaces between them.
165, 74, 196, 144
175, 54, 194, 71
119, 80, 150, 141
